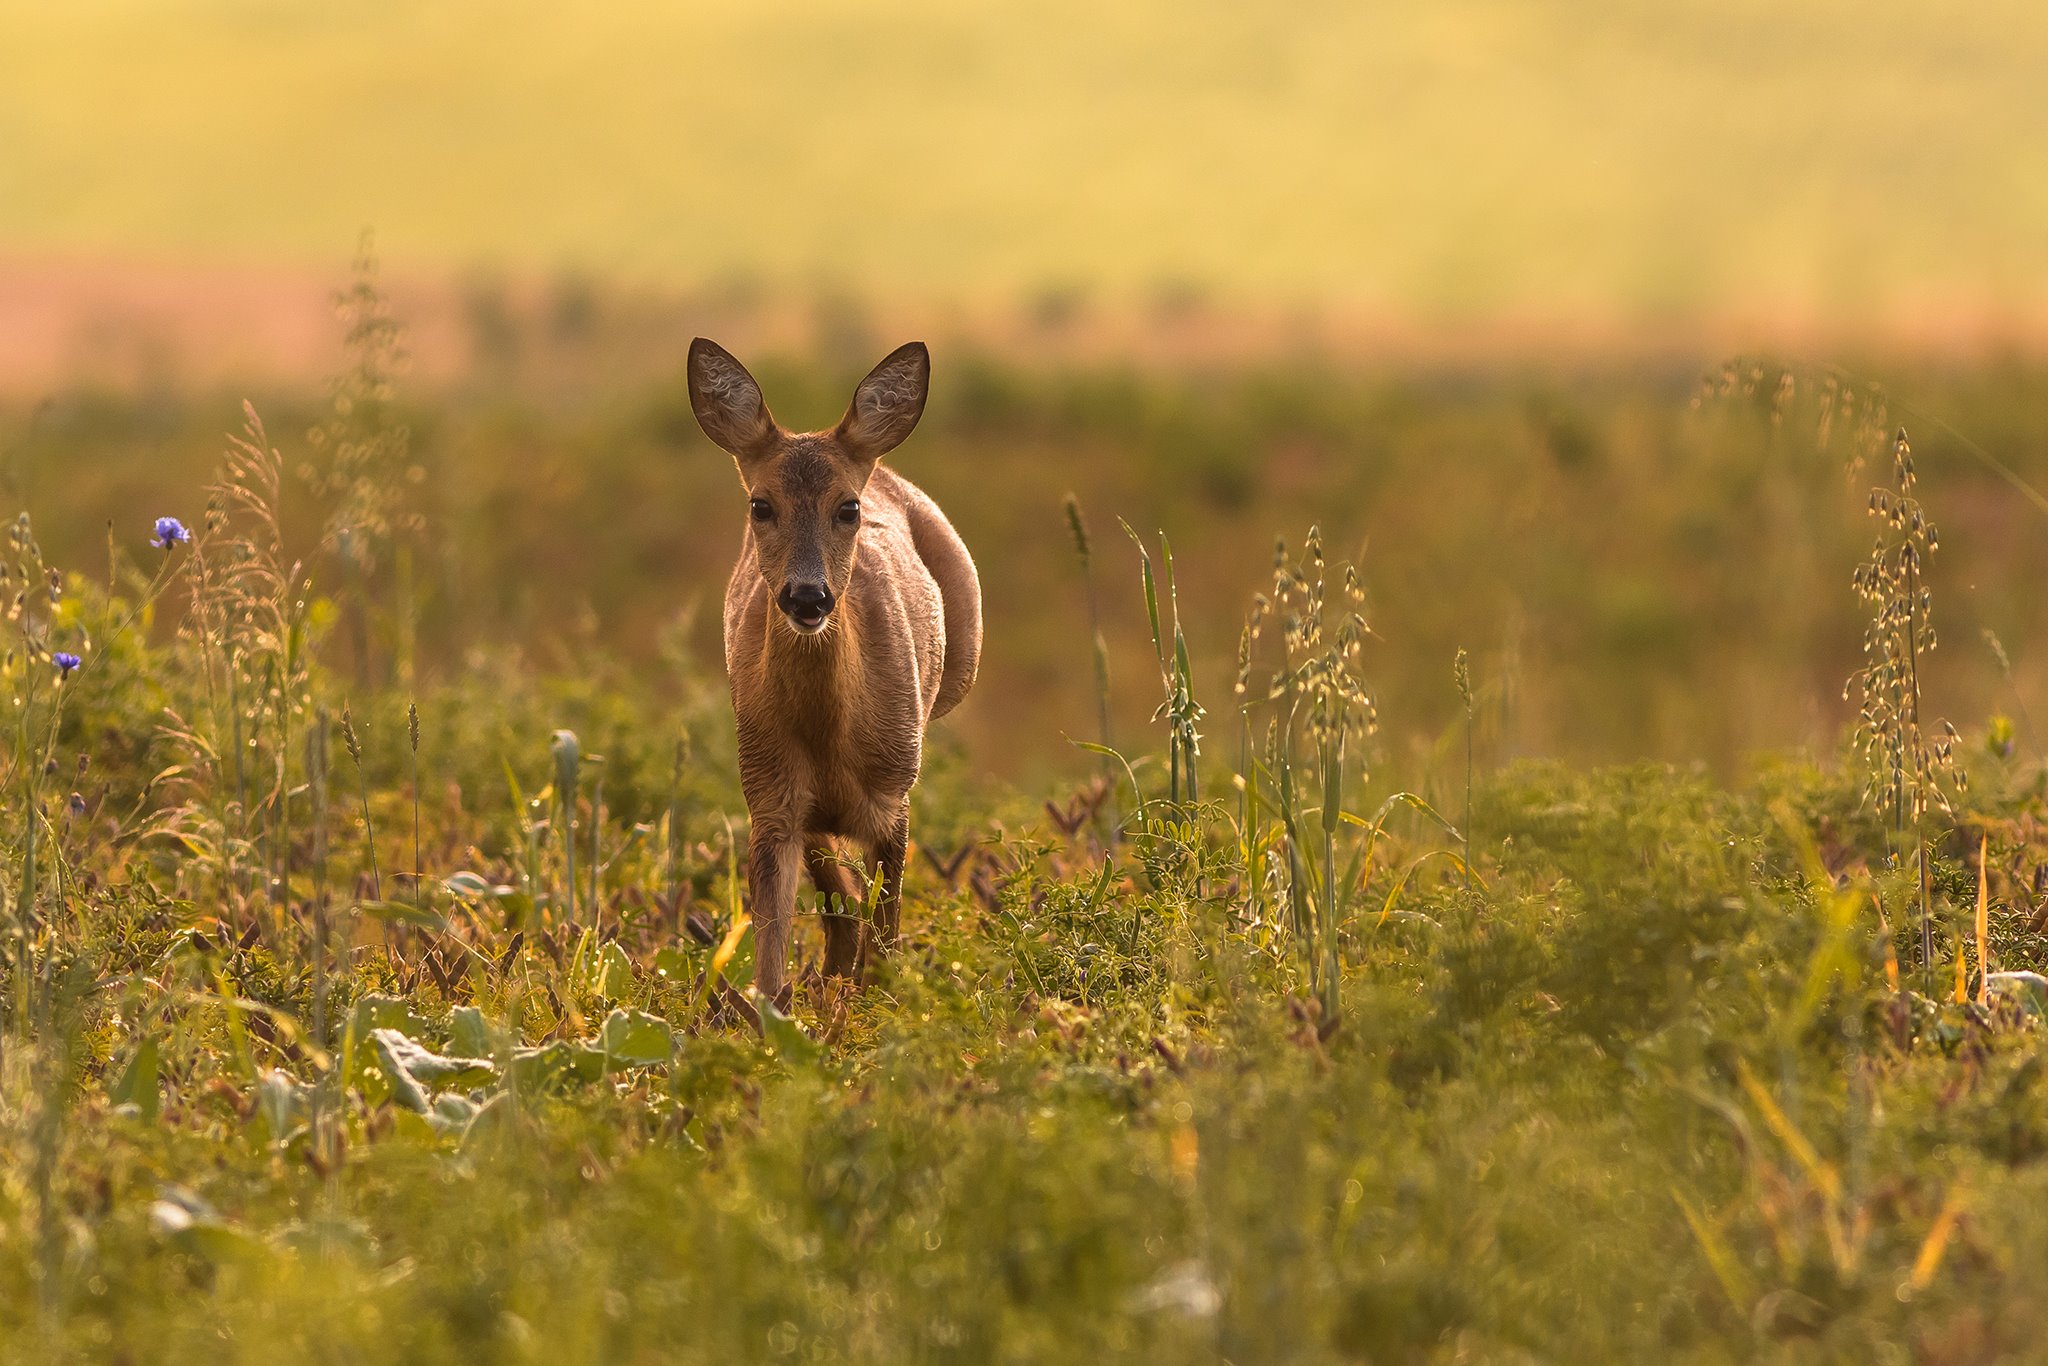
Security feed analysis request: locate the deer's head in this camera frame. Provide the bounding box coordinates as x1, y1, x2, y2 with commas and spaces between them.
688, 339, 929, 635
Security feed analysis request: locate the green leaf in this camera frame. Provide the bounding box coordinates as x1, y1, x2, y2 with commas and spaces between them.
109, 1035, 160, 1121
446, 1005, 496, 1059
758, 998, 821, 1067
385, 1107, 439, 1145
377, 1029, 496, 1087
429, 1092, 480, 1138
369, 1035, 430, 1113
352, 993, 428, 1039
1121, 520, 1168, 676
443, 871, 514, 900
496, 891, 536, 931
652, 946, 695, 982
150, 1187, 265, 1265
249, 1069, 310, 1147
596, 941, 634, 1001
369, 1028, 496, 1113
597, 1008, 674, 1069
462, 1091, 514, 1146
510, 1039, 607, 1092
1072, 740, 1147, 818
1987, 971, 2048, 1016
353, 899, 447, 931
1338, 791, 1465, 844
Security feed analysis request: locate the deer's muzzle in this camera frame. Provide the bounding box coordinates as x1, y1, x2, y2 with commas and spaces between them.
777, 582, 835, 633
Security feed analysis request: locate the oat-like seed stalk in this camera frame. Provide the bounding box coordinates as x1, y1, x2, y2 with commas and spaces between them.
408, 701, 423, 924
340, 702, 381, 900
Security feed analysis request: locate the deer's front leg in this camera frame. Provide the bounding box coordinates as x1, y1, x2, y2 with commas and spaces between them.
747, 818, 801, 1009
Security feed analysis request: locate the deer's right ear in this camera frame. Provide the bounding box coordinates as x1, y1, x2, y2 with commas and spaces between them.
687, 338, 779, 462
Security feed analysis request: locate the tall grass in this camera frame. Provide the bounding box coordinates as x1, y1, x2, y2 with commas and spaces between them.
1848, 426, 1962, 975
307, 237, 421, 688
1124, 524, 1203, 808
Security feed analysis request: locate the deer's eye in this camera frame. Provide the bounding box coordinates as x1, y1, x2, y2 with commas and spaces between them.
750, 498, 773, 523
836, 499, 861, 527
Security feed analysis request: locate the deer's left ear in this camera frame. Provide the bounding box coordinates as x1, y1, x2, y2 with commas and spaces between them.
836, 342, 929, 462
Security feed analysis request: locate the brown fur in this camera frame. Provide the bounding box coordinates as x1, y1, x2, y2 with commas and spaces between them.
688, 338, 982, 1004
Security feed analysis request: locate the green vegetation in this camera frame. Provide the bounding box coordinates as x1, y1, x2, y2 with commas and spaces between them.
15, 338, 2048, 781
6, 556, 2047, 1359
5, 280, 2048, 1360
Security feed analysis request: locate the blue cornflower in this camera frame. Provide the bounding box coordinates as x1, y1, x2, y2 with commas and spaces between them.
53, 652, 80, 680
153, 517, 190, 550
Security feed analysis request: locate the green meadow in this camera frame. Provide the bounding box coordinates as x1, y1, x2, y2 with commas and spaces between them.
8, 3, 2048, 1361
3, 282, 2048, 1360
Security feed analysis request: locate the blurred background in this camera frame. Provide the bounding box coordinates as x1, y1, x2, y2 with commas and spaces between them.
5, 0, 2048, 781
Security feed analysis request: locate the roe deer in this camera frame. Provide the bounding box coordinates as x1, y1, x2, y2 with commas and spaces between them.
688, 338, 981, 1006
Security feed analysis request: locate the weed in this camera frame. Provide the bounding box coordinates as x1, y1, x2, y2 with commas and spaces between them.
1064, 493, 1116, 825
1848, 427, 1962, 976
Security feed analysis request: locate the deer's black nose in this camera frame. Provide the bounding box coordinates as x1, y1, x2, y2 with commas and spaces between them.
778, 582, 835, 627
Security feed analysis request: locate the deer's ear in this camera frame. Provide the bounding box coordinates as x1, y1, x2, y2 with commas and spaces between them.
835, 342, 929, 462
688, 338, 779, 461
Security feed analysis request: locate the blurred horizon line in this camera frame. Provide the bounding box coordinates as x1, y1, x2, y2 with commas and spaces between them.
4, 251, 2047, 399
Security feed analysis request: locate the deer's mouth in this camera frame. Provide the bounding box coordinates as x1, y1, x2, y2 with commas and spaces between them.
776, 582, 836, 634
784, 603, 830, 633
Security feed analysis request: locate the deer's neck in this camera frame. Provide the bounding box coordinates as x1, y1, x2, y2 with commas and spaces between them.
762, 598, 866, 728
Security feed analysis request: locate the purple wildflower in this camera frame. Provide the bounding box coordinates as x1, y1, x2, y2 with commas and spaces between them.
53, 652, 80, 680
153, 517, 190, 550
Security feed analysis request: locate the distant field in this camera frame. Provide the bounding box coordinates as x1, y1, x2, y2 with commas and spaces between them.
11, 345, 2048, 783
3, 1, 2047, 324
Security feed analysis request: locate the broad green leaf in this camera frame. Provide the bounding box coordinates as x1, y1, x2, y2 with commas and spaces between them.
150, 1187, 264, 1264
758, 998, 821, 1067
652, 946, 695, 982
369, 1028, 496, 1113
596, 940, 634, 1000
353, 898, 447, 931
352, 993, 428, 1039
721, 929, 755, 988
374, 1028, 497, 1086
429, 1093, 480, 1138
510, 1039, 607, 1092
443, 871, 513, 899
109, 1035, 160, 1122
597, 1008, 674, 1069
385, 1107, 439, 1145
446, 1005, 496, 1059
497, 891, 537, 931
370, 1036, 430, 1113
249, 1069, 310, 1147
1987, 970, 2048, 1016
462, 1091, 514, 1146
